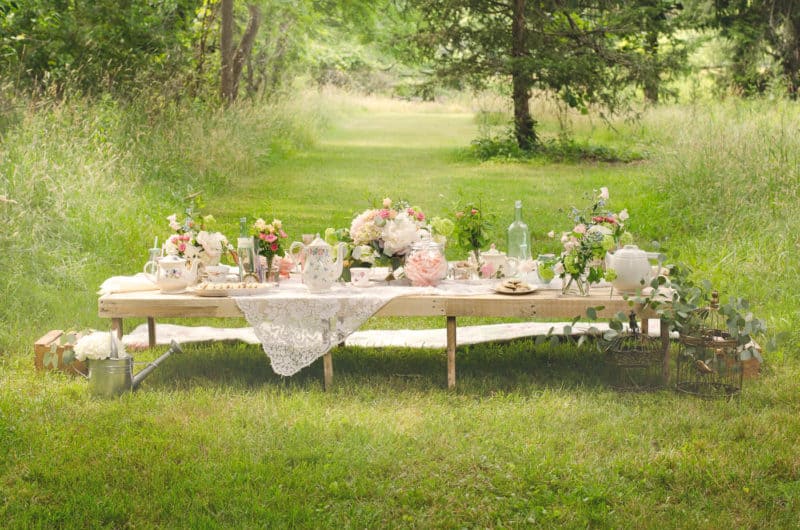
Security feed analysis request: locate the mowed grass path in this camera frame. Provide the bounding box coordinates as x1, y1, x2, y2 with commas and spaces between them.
3, 100, 798, 529
209, 100, 650, 245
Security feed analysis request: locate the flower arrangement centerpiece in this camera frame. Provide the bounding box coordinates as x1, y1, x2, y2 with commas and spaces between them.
253, 217, 288, 282
164, 196, 232, 266
453, 201, 494, 277
349, 197, 428, 272
551, 187, 631, 295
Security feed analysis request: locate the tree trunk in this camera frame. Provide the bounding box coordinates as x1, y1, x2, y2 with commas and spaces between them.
220, 1, 262, 104
643, 30, 660, 104
511, 0, 536, 150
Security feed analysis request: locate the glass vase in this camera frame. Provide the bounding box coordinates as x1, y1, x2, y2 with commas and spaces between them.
561, 273, 590, 296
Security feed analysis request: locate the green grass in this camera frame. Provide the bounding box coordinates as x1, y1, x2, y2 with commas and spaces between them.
2, 91, 800, 527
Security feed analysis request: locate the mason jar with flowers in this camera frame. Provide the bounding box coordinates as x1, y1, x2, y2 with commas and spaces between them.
253, 217, 288, 283
453, 201, 494, 278
552, 187, 631, 296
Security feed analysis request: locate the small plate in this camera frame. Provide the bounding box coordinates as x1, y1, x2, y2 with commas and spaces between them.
493, 283, 538, 296
192, 283, 275, 297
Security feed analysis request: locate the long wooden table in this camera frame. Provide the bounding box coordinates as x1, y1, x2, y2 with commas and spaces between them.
98, 286, 668, 389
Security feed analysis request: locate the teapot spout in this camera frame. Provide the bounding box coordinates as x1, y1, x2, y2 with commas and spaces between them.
332, 242, 347, 281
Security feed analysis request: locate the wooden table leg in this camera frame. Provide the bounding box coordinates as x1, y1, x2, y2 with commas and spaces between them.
147, 317, 156, 348
660, 318, 671, 386
323, 352, 333, 390
111, 318, 123, 340
446, 316, 457, 389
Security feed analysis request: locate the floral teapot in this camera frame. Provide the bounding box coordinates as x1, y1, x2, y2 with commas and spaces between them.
480, 244, 519, 278
605, 244, 652, 294
144, 253, 199, 294
289, 234, 347, 292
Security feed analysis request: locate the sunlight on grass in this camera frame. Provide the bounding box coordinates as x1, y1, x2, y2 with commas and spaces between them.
2, 91, 799, 528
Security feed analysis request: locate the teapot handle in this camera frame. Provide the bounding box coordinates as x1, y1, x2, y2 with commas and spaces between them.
143, 260, 158, 283
289, 241, 306, 257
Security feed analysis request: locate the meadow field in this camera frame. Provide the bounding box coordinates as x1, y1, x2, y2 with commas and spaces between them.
1, 91, 799, 528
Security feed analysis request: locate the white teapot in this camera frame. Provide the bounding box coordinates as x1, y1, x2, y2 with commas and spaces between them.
289, 234, 347, 292
605, 245, 652, 294
144, 253, 199, 294
480, 244, 519, 278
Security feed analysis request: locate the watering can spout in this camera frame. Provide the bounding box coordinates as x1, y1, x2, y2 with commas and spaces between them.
132, 340, 183, 390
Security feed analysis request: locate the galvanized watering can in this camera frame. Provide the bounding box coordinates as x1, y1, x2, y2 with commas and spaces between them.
86, 339, 183, 398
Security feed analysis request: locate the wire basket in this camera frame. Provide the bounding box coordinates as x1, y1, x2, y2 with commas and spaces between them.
604, 323, 665, 391
676, 291, 743, 398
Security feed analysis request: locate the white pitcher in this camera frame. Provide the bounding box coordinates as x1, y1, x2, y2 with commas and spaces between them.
289, 235, 347, 292
605, 245, 652, 294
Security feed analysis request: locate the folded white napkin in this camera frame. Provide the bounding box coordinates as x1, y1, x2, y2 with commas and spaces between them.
98, 273, 159, 295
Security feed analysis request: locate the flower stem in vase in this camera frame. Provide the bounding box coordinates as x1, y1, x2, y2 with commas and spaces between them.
561, 273, 590, 296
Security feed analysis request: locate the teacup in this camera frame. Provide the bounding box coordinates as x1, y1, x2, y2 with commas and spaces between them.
205, 266, 228, 283
350, 267, 371, 287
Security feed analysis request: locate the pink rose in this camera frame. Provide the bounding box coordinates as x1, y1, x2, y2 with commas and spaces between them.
265, 234, 277, 243
270, 243, 278, 252
574, 224, 587, 234
379, 209, 391, 219
279, 230, 288, 238
259, 233, 268, 241
178, 243, 186, 252
416, 212, 425, 221
470, 208, 479, 215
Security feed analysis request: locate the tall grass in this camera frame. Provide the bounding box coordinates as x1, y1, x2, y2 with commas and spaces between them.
638, 101, 800, 348
0, 94, 327, 354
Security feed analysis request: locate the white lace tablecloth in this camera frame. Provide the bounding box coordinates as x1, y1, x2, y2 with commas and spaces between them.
233, 279, 494, 376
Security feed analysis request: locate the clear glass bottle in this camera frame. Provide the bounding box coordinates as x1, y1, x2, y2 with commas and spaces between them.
237, 217, 255, 281
507, 200, 530, 260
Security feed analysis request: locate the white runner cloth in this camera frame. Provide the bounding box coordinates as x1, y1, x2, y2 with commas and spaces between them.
233, 279, 493, 376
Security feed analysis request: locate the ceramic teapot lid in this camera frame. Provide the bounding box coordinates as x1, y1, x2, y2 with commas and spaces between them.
482, 243, 505, 256
307, 233, 331, 250
615, 244, 646, 259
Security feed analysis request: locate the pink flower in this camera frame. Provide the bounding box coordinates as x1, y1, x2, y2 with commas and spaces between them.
574, 224, 587, 234
270, 243, 278, 252
389, 210, 398, 219
470, 208, 479, 215
279, 230, 288, 238
180, 234, 191, 241
407, 208, 415, 216
416, 212, 425, 221
379, 209, 391, 219
178, 243, 186, 252
170, 235, 179, 244
259, 233, 268, 241
265, 233, 277, 243
455, 211, 464, 219
481, 263, 496, 277
599, 187, 609, 200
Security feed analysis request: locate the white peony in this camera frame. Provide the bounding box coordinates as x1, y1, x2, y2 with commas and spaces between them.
381, 212, 421, 256
74, 332, 129, 361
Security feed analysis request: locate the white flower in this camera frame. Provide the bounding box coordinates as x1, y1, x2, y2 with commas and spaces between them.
547, 230, 555, 238
553, 262, 565, 276
587, 224, 612, 236
196, 231, 227, 257
74, 332, 129, 361
381, 212, 421, 256
254, 218, 268, 232
183, 244, 203, 260
272, 219, 282, 229
352, 245, 376, 264
619, 209, 629, 221
599, 187, 609, 200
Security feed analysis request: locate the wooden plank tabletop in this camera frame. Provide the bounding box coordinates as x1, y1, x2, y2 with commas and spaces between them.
98, 286, 650, 320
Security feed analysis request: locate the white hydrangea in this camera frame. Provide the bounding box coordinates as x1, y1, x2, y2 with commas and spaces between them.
74, 332, 129, 361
